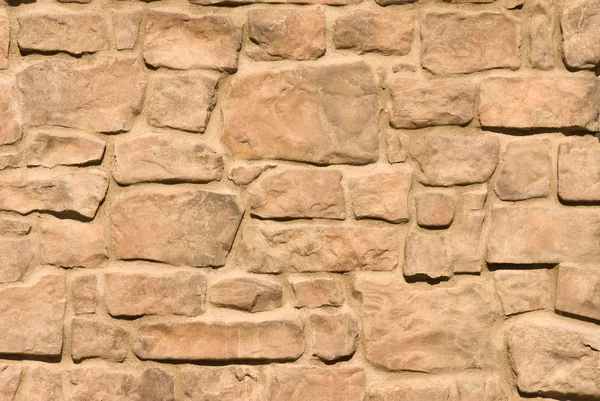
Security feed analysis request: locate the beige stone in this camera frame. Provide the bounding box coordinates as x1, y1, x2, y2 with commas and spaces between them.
211, 276, 282, 312
237, 223, 398, 273
0, 80, 21, 146
134, 318, 304, 361
494, 270, 553, 315
556, 264, 600, 322
111, 187, 243, 267
0, 11, 8, 69
333, 10, 413, 56
529, 0, 554, 70
0, 237, 32, 283
374, 0, 417, 6
348, 170, 411, 223
267, 366, 365, 401
27, 131, 105, 168
559, 136, 600, 202
72, 275, 97, 315
389, 79, 476, 128
40, 217, 107, 268
0, 274, 65, 356
412, 131, 499, 186
451, 211, 486, 273
416, 192, 454, 228
105, 271, 206, 317
193, 0, 359, 5
561, 0, 600, 69
479, 77, 600, 131
71, 318, 128, 362
0, 151, 19, 170
495, 138, 551, 201
0, 365, 21, 401
247, 9, 325, 61
421, 10, 520, 74
228, 164, 275, 186
113, 133, 224, 185
18, 367, 62, 401
508, 315, 600, 398
405, 231, 453, 279
112, 10, 141, 50
463, 189, 487, 210
0, 217, 30, 235
182, 366, 263, 401
310, 310, 358, 361
291, 276, 345, 308
144, 10, 241, 71
222, 62, 379, 165
387, 131, 409, 164
0, 168, 108, 219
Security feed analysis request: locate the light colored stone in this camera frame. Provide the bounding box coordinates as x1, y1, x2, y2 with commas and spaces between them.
112, 10, 141, 50
40, 217, 107, 268
144, 10, 241, 71
494, 270, 553, 315
111, 187, 243, 267
561, 0, 600, 69
333, 10, 413, 56
113, 133, 224, 185
404, 231, 453, 279
374, 0, 417, 6
421, 10, 520, 74
249, 169, 345, 220
17, 367, 62, 401
451, 211, 486, 273
0, 217, 30, 235
72, 275, 97, 315
222, 62, 379, 165
0, 237, 32, 283
192, 0, 359, 5
479, 77, 600, 131
247, 9, 325, 61
529, 0, 554, 70
310, 310, 358, 361
387, 131, 409, 164
389, 79, 476, 128
0, 80, 21, 146
416, 192, 454, 228
105, 271, 206, 317
412, 131, 499, 186
559, 136, 600, 202
228, 164, 275, 186
237, 223, 398, 273
0, 365, 21, 401
0, 11, 8, 69
182, 366, 263, 401
27, 131, 105, 168
0, 152, 19, 170
0, 274, 65, 356
291, 276, 345, 308
348, 170, 411, 223
71, 318, 128, 362
463, 189, 487, 210
556, 264, 600, 322
211, 276, 282, 312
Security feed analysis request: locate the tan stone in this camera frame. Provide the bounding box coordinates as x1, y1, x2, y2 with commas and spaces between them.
144, 10, 241, 71
451, 211, 486, 273
211, 276, 282, 312
112, 10, 141, 50
333, 10, 413, 56
0, 274, 65, 356
412, 131, 499, 186
105, 271, 206, 317
134, 318, 304, 361
0, 365, 21, 401
355, 278, 500, 372
18, 367, 62, 401
17, 56, 146, 133
389, 79, 476, 128
556, 264, 600, 322
18, 11, 108, 55
559, 136, 600, 202
291, 276, 345, 308
267, 366, 365, 401
193, 0, 359, 5
111, 187, 243, 267
0, 11, 8, 69
27, 131, 105, 168
495, 138, 551, 201
0, 237, 32, 283
0, 168, 108, 219
250, 169, 345, 220
71, 318, 128, 362
0, 151, 19, 170
374, 0, 417, 6
479, 77, 600, 130
182, 366, 263, 401
463, 189, 487, 210
494, 270, 553, 315
0, 80, 21, 146
529, 0, 554, 70
247, 9, 325, 61
72, 275, 97, 315
404, 231, 453, 279
561, 0, 600, 69
421, 10, 520, 74
310, 310, 358, 361
508, 315, 600, 398
222, 62, 379, 165
40, 217, 107, 268
416, 192, 454, 228
349, 170, 411, 223
387, 131, 409, 164
228, 164, 275, 186
113, 133, 224, 185
237, 223, 398, 273
0, 217, 30, 235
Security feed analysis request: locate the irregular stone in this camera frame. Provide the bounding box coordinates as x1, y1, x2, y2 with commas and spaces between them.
237, 223, 398, 273
182, 366, 263, 401
333, 10, 413, 55
144, 10, 241, 71
247, 9, 325, 61
494, 270, 553, 315
0, 217, 30, 235
267, 366, 365, 401
529, 0, 554, 70
310, 310, 358, 361
559, 136, 600, 202
463, 189, 487, 210
0, 80, 22, 146
113, 133, 224, 185
0, 237, 32, 283
27, 131, 105, 167
17, 56, 147, 132
0, 12, 8, 69
211, 276, 282, 312
18, 367, 62, 401
389, 79, 476, 128
374, 0, 418, 6
416, 191, 454, 228
508, 315, 600, 398
0, 274, 65, 356
561, 0, 600, 69
40, 218, 107, 268
134, 318, 304, 361
112, 10, 141, 50
222, 62, 379, 165
291, 276, 345, 308
105, 271, 206, 317
192, 0, 359, 5
556, 264, 600, 322
412, 131, 500, 186
451, 211, 485, 273
421, 10, 520, 74
111, 187, 243, 267
355, 278, 500, 372
138, 368, 176, 401
71, 318, 128, 362
0, 151, 19, 170
404, 231, 453, 279
228, 164, 275, 186
387, 131, 409, 163
72, 275, 97, 315
0, 365, 21, 401
479, 77, 600, 131
17, 11, 109, 55
348, 169, 411, 223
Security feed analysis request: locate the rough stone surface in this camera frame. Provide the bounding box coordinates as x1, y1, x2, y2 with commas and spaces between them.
416, 191, 454, 228
561, 0, 600, 69
0, 80, 22, 146
228, 164, 275, 186
71, 318, 128, 362
556, 264, 600, 322
0, 365, 21, 401
210, 276, 283, 312
451, 211, 486, 273
0, 217, 30, 236
18, 366, 62, 401
72, 275, 98, 315
112, 10, 141, 50
182, 366, 263, 401
559, 136, 600, 202
27, 131, 105, 168
309, 310, 358, 361
291, 276, 345, 308
494, 270, 553, 315
0, 12, 8, 69
404, 231, 453, 279
0, 237, 32, 283
192, 0, 359, 5
387, 131, 409, 164
529, 0, 554, 70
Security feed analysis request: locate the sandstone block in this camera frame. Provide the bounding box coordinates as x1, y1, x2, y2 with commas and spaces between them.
556, 264, 600, 322
562, 0, 600, 69
192, 0, 359, 5
451, 211, 486, 273
0, 365, 21, 401
18, 367, 62, 401
27, 131, 105, 168
72, 275, 98, 315
0, 151, 19, 170
228, 164, 275, 186
210, 276, 282, 312
559, 136, 600, 202
182, 366, 263, 401
404, 231, 453, 279
463, 189, 487, 210
0, 80, 22, 146
494, 270, 553, 315
0, 11, 8, 69
310, 310, 358, 361
416, 192, 454, 228
112, 10, 141, 50
0, 217, 30, 235
529, 0, 554, 70
0, 237, 32, 283
71, 318, 128, 362
387, 131, 409, 164
291, 276, 345, 308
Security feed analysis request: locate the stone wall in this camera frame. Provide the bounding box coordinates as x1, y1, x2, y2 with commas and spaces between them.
0, 0, 599, 399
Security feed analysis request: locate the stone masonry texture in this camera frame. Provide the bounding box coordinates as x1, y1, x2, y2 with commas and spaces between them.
0, 0, 599, 400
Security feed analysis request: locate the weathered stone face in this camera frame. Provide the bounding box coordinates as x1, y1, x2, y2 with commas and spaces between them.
0, 79, 22, 146
555, 264, 600, 322
72, 275, 98, 315
559, 136, 600, 202
71, 318, 129, 362
494, 270, 553, 316
27, 131, 105, 168
0, 237, 32, 283
210, 276, 283, 312
182, 366, 264, 401
309, 310, 358, 361
415, 191, 454, 228
0, 364, 21, 401
291, 276, 345, 308
404, 231, 453, 279
561, 0, 600, 69
112, 10, 141, 50
18, 366, 63, 401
